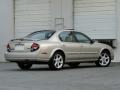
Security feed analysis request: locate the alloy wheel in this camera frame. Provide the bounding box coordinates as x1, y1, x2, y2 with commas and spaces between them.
96, 52, 111, 67
99, 53, 110, 66
53, 54, 64, 69
49, 52, 64, 70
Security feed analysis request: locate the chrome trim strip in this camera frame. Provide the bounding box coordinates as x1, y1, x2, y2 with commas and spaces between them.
65, 59, 98, 62
65, 52, 98, 54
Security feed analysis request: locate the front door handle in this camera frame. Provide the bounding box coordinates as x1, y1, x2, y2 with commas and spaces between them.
62, 44, 66, 47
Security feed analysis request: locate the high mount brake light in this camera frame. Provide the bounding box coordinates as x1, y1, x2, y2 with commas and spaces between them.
31, 43, 39, 52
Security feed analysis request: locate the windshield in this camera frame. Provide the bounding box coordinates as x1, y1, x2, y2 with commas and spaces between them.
24, 30, 56, 40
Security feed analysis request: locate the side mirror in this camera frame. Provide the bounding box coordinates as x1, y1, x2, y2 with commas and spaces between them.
90, 39, 95, 44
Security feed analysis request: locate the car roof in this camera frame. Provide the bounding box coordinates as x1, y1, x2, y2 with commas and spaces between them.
32, 29, 75, 33
55, 29, 78, 33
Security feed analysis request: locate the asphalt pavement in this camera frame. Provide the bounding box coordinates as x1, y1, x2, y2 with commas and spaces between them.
0, 62, 120, 90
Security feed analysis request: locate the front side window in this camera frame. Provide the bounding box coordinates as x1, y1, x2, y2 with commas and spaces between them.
74, 32, 91, 43
25, 30, 55, 40
59, 31, 76, 42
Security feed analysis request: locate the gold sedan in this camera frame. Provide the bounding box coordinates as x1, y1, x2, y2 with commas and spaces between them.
5, 30, 114, 70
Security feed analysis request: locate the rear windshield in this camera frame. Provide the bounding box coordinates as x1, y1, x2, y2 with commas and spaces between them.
24, 30, 55, 40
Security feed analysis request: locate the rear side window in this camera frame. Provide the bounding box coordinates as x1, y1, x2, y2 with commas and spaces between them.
25, 30, 55, 40
59, 31, 76, 42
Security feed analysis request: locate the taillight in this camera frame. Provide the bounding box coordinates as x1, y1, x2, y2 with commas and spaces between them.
31, 43, 39, 52
7, 43, 11, 52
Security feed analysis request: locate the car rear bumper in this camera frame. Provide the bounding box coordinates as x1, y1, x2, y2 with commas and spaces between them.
4, 52, 50, 62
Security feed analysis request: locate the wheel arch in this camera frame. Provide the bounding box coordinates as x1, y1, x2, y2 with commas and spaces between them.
100, 48, 111, 58
49, 48, 66, 60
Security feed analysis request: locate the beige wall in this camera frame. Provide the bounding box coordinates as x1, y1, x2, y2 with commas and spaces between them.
0, 0, 14, 61
51, 0, 73, 30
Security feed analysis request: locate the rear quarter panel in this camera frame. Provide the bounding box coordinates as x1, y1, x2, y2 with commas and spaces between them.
38, 41, 63, 59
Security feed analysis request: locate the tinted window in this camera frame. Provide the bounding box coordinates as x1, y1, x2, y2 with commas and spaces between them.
59, 31, 76, 42
25, 30, 55, 40
74, 32, 91, 43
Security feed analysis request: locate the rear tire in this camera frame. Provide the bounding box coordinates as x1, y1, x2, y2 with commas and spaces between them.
95, 51, 111, 67
17, 62, 32, 70
68, 62, 80, 68
48, 52, 64, 70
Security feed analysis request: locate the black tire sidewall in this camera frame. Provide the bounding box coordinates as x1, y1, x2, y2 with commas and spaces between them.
17, 62, 32, 70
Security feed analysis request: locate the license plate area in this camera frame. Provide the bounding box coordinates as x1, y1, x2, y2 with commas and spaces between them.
15, 44, 24, 51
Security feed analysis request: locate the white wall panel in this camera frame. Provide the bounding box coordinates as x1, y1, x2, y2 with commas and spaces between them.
0, 0, 14, 61
74, 0, 116, 39
15, 0, 52, 38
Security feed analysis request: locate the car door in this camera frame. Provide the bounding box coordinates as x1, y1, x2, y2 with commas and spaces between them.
59, 31, 82, 60
73, 31, 99, 60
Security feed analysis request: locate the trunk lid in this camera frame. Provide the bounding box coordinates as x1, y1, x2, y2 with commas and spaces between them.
9, 38, 37, 52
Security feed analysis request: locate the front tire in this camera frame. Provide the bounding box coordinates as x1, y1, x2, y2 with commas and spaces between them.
17, 62, 32, 70
48, 52, 64, 70
96, 51, 111, 67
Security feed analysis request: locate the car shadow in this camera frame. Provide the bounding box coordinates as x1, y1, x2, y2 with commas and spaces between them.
5, 63, 114, 72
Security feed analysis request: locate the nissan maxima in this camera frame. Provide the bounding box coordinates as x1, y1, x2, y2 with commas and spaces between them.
5, 30, 114, 70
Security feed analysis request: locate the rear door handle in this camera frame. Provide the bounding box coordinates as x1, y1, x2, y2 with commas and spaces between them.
81, 45, 84, 47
